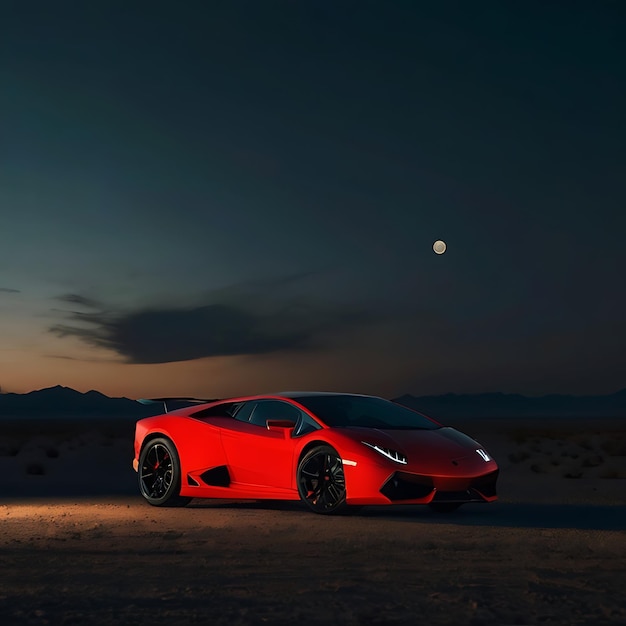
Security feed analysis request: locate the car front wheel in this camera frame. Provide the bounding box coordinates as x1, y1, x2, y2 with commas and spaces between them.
297, 445, 348, 514
138, 437, 191, 507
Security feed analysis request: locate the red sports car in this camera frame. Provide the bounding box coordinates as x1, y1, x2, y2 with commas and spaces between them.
132, 392, 498, 514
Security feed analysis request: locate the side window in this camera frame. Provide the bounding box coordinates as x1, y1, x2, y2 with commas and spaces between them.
231, 399, 322, 436
293, 412, 321, 437
192, 402, 237, 418
248, 400, 302, 428
233, 402, 256, 423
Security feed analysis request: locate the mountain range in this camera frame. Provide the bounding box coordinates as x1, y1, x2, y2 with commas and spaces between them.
0, 386, 155, 419
394, 389, 626, 419
1, 385, 625, 420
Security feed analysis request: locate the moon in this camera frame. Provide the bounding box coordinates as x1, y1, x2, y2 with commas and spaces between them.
433, 240, 447, 255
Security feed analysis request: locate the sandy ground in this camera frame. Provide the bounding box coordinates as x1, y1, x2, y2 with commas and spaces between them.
1, 417, 625, 625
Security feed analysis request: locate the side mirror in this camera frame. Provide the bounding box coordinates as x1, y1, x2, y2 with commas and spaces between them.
266, 419, 296, 435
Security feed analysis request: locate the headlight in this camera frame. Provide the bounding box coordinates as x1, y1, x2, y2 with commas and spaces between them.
475, 449, 491, 462
361, 441, 407, 464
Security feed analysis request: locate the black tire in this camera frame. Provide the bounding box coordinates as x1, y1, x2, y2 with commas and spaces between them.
429, 502, 463, 513
297, 445, 348, 515
138, 437, 191, 507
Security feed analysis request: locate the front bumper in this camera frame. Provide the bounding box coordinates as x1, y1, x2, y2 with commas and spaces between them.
343, 459, 499, 506
380, 469, 499, 504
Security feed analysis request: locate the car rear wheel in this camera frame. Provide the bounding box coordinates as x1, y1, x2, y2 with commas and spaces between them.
138, 437, 191, 507
297, 445, 348, 514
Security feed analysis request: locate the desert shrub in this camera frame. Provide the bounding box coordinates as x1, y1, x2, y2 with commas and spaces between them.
508, 451, 531, 463
568, 434, 595, 450
563, 471, 583, 479
45, 447, 60, 458
530, 464, 546, 474
600, 438, 626, 457
0, 443, 19, 456
25, 462, 45, 475
598, 467, 626, 479
581, 454, 604, 468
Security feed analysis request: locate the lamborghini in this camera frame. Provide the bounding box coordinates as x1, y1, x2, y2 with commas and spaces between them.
132, 392, 498, 514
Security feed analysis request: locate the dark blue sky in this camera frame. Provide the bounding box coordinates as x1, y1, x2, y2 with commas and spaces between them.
1, 1, 624, 398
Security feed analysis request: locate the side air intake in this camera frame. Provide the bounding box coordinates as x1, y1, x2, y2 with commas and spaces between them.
200, 466, 231, 487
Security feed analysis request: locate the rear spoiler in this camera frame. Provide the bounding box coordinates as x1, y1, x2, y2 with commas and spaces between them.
137, 397, 220, 413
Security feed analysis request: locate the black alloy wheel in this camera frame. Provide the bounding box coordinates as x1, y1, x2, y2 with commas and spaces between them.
297, 445, 348, 514
138, 437, 191, 507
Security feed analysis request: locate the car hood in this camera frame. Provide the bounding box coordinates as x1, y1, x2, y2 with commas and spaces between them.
342, 426, 495, 472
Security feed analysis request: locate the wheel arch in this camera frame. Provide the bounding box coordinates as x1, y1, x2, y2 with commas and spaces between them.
140, 431, 173, 453
297, 439, 336, 464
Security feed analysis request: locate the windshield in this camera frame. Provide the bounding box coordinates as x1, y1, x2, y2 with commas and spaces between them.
295, 395, 440, 430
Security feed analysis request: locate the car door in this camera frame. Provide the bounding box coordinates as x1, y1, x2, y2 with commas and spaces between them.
218, 400, 301, 490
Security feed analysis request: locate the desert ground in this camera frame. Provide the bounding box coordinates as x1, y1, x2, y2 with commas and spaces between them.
1, 417, 625, 625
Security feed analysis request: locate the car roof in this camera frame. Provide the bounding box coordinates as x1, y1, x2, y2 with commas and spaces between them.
264, 391, 376, 399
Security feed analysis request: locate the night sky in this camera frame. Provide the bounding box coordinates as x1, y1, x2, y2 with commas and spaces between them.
1, 1, 624, 399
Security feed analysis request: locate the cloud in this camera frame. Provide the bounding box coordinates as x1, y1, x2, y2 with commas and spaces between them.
49, 294, 376, 364
0, 287, 20, 293
44, 353, 121, 363
54, 293, 101, 308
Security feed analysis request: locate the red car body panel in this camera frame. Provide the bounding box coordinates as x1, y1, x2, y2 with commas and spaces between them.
133, 393, 499, 507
